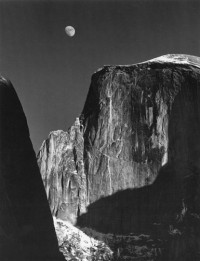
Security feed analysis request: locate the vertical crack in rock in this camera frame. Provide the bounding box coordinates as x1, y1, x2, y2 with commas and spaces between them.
107, 156, 112, 194
107, 75, 114, 194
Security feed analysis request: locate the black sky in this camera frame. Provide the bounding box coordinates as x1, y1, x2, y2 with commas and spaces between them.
0, 0, 200, 152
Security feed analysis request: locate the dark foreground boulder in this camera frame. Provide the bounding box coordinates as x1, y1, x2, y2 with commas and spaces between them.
0, 77, 65, 261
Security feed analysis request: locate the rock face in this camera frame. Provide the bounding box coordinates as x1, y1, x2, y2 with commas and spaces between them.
54, 218, 113, 261
0, 77, 65, 261
38, 54, 200, 234
38, 118, 86, 224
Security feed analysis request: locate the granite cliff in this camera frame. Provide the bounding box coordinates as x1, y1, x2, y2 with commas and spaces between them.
0, 77, 65, 261
38, 54, 200, 260
38, 54, 200, 222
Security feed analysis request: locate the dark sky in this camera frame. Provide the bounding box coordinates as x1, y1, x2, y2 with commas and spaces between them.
0, 0, 200, 152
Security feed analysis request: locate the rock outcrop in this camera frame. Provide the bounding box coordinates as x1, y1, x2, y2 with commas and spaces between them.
0, 77, 65, 261
38, 55, 200, 233
54, 218, 113, 261
38, 118, 86, 224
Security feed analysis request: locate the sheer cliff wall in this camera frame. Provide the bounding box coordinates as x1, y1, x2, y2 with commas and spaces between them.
38, 55, 200, 231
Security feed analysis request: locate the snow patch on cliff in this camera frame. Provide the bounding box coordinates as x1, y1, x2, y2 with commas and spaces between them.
142, 54, 200, 68
93, 54, 200, 74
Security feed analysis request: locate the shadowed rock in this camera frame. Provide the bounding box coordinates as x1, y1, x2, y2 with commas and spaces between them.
0, 77, 65, 261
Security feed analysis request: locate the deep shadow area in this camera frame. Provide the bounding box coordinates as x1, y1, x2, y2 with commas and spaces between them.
77, 163, 185, 234
0, 77, 65, 261
77, 71, 200, 260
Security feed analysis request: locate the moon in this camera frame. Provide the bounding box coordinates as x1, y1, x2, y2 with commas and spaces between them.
65, 26, 75, 37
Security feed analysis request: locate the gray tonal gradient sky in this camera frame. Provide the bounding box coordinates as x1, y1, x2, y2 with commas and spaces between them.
0, 0, 200, 152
